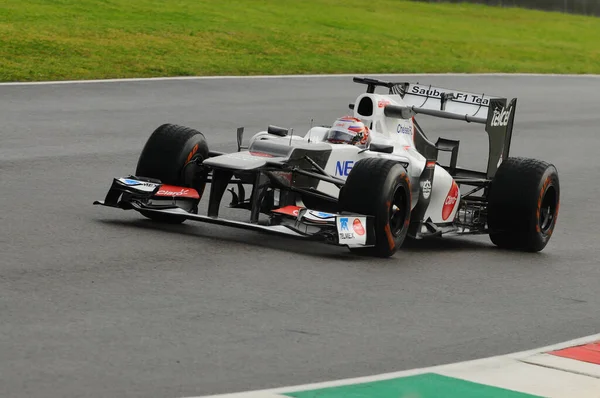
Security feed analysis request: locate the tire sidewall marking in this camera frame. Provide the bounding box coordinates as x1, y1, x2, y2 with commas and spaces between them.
535, 172, 558, 237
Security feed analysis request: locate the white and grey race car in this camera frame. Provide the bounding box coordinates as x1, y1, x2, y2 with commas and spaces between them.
94, 77, 560, 257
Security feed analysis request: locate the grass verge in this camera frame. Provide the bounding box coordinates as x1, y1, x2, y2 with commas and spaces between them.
1, 0, 599, 81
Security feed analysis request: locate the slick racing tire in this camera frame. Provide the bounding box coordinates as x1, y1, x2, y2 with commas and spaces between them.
135, 124, 209, 224
339, 158, 411, 257
487, 157, 560, 252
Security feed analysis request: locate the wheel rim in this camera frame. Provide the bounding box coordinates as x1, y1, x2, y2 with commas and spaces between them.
182, 154, 207, 190
539, 185, 557, 235
389, 185, 407, 237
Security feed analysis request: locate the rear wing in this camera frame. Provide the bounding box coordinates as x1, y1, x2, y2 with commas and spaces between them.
353, 77, 517, 179
391, 82, 495, 120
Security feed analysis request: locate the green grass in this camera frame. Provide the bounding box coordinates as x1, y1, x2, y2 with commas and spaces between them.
1, 0, 599, 81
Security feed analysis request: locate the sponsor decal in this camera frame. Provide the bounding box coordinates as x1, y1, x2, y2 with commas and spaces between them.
155, 185, 200, 199
308, 211, 336, 219
272, 205, 301, 217
339, 217, 349, 230
442, 181, 459, 221
336, 216, 367, 245
353, 218, 365, 235
122, 178, 143, 185
490, 104, 513, 127
157, 189, 189, 196
451, 92, 489, 106
422, 180, 432, 200
118, 178, 158, 192
335, 160, 354, 177
334, 121, 350, 128
119, 178, 155, 187
397, 124, 412, 135
411, 85, 443, 98
410, 85, 489, 106
377, 99, 390, 108
302, 210, 337, 223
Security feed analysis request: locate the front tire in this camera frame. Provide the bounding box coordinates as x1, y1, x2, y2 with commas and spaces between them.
487, 157, 560, 252
339, 158, 412, 257
135, 124, 209, 224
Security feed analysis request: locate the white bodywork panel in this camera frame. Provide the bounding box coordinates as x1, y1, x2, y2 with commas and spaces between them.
424, 165, 460, 224
246, 91, 461, 224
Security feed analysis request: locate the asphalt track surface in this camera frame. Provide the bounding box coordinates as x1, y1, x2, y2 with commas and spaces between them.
1, 75, 600, 398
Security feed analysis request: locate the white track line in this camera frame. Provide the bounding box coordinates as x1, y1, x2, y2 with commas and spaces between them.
1, 73, 600, 86
186, 333, 600, 397
523, 353, 600, 379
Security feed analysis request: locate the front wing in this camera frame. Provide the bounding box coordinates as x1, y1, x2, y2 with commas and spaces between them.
94, 177, 376, 249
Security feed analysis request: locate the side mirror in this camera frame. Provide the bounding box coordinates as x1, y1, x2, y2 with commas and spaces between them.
237, 127, 247, 151
369, 143, 394, 154
267, 125, 289, 137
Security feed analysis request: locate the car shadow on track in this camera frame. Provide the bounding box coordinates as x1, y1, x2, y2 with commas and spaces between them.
401, 236, 492, 252
95, 217, 509, 261
96, 218, 357, 260
402, 236, 553, 260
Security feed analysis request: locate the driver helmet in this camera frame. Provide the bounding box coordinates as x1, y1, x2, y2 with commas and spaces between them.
325, 116, 370, 147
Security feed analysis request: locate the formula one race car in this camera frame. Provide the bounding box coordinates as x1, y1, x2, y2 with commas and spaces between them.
94, 77, 560, 257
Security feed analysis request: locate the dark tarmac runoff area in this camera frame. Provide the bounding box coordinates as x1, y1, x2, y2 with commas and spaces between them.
1, 74, 599, 398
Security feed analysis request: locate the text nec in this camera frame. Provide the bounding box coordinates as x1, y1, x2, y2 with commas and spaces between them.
335, 160, 354, 176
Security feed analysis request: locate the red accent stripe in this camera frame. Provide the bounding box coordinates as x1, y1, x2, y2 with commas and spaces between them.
249, 151, 274, 158
549, 342, 600, 365
155, 185, 200, 199
272, 205, 302, 217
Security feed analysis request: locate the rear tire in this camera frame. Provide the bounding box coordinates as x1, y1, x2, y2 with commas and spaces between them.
339, 158, 412, 257
487, 157, 560, 252
135, 124, 209, 224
